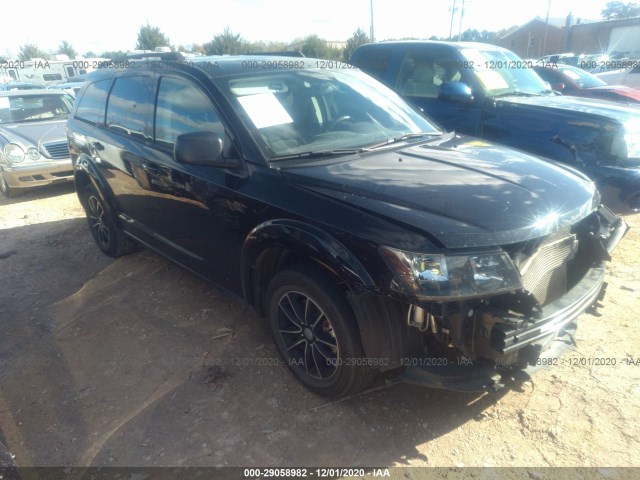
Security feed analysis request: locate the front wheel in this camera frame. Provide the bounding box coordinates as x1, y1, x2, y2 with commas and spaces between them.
0, 171, 23, 198
267, 266, 375, 397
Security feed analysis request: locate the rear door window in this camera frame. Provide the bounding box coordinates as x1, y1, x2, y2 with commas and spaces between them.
106, 76, 155, 139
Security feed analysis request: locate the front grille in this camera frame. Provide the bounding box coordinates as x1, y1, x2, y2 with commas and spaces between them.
518, 227, 577, 305
42, 141, 70, 159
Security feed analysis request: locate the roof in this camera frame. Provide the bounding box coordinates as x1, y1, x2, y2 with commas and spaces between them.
0, 89, 68, 97
356, 40, 511, 52
85, 55, 355, 81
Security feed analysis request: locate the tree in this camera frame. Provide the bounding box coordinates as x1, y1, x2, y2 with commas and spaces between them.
57, 40, 77, 59
136, 23, 171, 51
101, 50, 128, 61
601, 1, 640, 19
203, 27, 246, 55
343, 28, 370, 62
296, 35, 342, 60
18, 44, 49, 61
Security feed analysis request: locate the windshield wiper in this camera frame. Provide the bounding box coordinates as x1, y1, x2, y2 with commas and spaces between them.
493, 91, 544, 98
363, 132, 443, 150
270, 148, 365, 161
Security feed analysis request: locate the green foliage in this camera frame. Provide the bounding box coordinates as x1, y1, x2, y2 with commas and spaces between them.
136, 23, 171, 51
601, 1, 640, 19
343, 28, 370, 62
203, 27, 246, 55
298, 35, 342, 60
57, 40, 77, 59
18, 44, 50, 61
101, 51, 128, 61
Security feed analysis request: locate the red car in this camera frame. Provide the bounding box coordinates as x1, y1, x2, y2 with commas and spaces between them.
533, 64, 640, 104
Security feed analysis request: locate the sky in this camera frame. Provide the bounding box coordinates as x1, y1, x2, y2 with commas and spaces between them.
1, 0, 608, 58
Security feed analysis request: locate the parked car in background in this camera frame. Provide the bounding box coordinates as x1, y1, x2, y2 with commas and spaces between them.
533, 63, 640, 104
0, 83, 45, 91
596, 65, 640, 89
66, 56, 627, 397
47, 76, 86, 97
537, 53, 578, 66
350, 41, 640, 212
0, 90, 74, 197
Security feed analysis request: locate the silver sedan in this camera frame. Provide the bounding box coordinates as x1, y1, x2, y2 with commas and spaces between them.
0, 89, 75, 197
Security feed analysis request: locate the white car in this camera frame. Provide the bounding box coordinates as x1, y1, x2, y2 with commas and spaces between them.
596, 65, 640, 89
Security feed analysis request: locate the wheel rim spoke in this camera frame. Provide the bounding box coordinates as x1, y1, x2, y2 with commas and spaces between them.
280, 293, 303, 328
285, 337, 306, 352
311, 344, 323, 378
276, 289, 340, 380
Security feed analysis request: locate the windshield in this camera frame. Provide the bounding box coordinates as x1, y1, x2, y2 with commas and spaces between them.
217, 68, 440, 160
0, 94, 73, 124
461, 48, 551, 96
558, 65, 607, 88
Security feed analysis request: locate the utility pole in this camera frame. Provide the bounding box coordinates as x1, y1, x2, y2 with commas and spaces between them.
449, 0, 457, 40
457, 0, 465, 42
370, 0, 375, 42
542, 0, 552, 56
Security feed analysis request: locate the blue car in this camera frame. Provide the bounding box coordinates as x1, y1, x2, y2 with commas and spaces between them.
350, 41, 640, 213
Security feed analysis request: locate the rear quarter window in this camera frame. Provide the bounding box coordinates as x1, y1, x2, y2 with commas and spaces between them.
75, 79, 111, 124
353, 49, 392, 80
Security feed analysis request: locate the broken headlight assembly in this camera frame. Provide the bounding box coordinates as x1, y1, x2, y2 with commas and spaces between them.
380, 246, 523, 300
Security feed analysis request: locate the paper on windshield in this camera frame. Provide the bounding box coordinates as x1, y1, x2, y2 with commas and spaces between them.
475, 70, 509, 90
237, 93, 293, 129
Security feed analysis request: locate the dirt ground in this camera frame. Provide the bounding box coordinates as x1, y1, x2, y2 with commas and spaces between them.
1, 183, 639, 471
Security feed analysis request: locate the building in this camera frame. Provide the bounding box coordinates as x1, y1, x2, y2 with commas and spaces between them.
498, 14, 640, 59
499, 17, 565, 59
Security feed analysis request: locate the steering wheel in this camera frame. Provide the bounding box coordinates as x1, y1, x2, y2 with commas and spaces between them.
327, 115, 352, 131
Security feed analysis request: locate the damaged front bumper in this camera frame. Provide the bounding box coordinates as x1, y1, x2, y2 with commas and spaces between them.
385, 208, 629, 392
387, 267, 604, 392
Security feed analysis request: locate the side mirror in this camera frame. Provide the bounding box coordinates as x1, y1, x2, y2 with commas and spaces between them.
174, 131, 237, 167
551, 82, 566, 92
438, 82, 474, 104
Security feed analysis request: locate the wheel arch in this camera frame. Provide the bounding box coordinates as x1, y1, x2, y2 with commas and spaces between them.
74, 153, 118, 215
241, 219, 375, 317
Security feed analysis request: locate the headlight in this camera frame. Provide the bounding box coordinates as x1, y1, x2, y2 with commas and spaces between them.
27, 147, 40, 160
3, 143, 25, 163
613, 120, 640, 159
623, 132, 640, 158
380, 246, 523, 299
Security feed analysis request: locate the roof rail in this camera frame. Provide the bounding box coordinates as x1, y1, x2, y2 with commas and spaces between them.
124, 51, 186, 61
250, 51, 305, 57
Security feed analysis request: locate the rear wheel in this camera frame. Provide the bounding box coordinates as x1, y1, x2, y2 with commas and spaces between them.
81, 183, 136, 256
267, 265, 375, 397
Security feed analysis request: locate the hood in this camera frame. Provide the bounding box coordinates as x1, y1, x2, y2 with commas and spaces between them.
585, 85, 640, 102
496, 94, 639, 124
280, 135, 597, 249
0, 120, 67, 150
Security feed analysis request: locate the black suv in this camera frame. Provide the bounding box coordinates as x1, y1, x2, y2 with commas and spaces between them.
67, 56, 628, 397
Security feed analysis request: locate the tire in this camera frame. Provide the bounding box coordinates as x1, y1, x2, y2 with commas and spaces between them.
81, 183, 136, 257
0, 171, 23, 198
266, 265, 375, 397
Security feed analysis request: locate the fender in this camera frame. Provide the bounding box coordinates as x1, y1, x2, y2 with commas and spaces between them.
241, 219, 376, 306
74, 153, 119, 216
